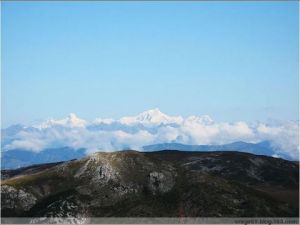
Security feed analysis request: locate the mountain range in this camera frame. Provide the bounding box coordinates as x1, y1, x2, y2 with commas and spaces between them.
1, 140, 294, 170
1, 147, 86, 169
143, 141, 282, 156
1, 109, 298, 169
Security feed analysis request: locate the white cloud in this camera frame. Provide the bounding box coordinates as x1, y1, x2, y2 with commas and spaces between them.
2, 109, 299, 159
255, 121, 299, 159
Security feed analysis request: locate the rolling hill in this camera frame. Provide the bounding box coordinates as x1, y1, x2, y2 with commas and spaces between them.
1, 150, 298, 221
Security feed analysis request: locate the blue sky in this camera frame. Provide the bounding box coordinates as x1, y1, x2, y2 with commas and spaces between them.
1, 1, 299, 127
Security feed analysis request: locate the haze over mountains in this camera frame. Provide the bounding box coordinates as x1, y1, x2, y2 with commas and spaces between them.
1, 109, 299, 169
2, 141, 289, 170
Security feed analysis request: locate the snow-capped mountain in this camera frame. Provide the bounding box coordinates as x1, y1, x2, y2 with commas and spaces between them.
1, 109, 299, 163
119, 108, 184, 125
34, 113, 87, 129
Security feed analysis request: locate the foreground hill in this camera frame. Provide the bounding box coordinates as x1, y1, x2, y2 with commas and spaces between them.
1, 150, 299, 218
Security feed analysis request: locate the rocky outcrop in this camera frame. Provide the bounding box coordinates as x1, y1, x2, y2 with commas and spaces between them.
1, 185, 37, 212
147, 171, 174, 194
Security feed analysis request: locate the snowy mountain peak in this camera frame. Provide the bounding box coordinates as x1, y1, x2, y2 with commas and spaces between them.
34, 113, 87, 129
136, 108, 168, 122
120, 108, 183, 125
66, 113, 86, 127
68, 113, 78, 120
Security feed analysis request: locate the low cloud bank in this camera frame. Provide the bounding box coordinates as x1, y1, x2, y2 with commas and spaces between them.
2, 109, 299, 159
